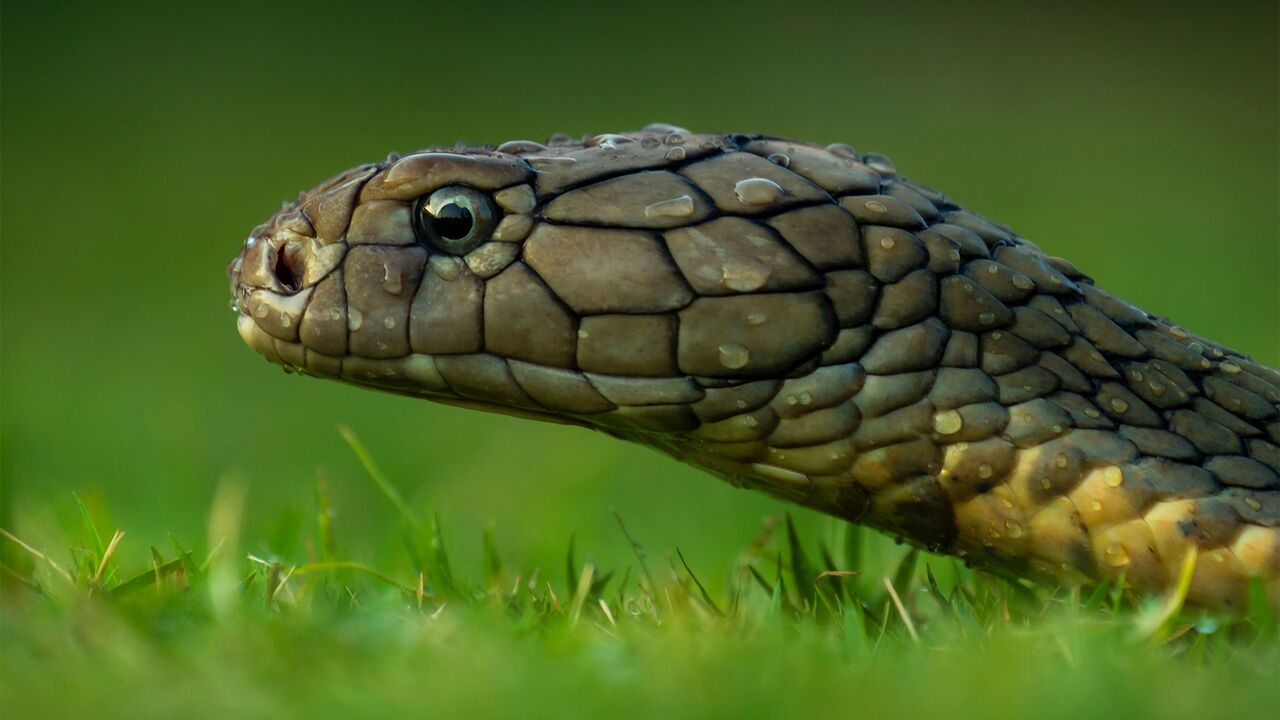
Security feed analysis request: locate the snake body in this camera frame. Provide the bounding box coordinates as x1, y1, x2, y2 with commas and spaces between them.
229, 125, 1279, 609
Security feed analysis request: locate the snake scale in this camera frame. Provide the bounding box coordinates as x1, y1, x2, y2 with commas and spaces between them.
228, 125, 1279, 610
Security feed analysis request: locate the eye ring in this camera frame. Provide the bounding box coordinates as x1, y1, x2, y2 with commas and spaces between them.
413, 185, 499, 255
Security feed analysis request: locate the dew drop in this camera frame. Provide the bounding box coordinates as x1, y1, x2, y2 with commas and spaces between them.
1005, 521, 1023, 538
746, 312, 768, 326
799, 391, 813, 405
644, 194, 695, 220
978, 463, 994, 479
280, 313, 293, 328
735, 399, 748, 409
986, 264, 999, 275
733, 177, 784, 206
879, 236, 896, 250
664, 146, 686, 161
766, 153, 790, 167
348, 309, 364, 331
721, 257, 771, 292
932, 409, 964, 435
864, 199, 888, 214
978, 311, 996, 325
1083, 407, 1102, 418
718, 343, 750, 369
1104, 544, 1131, 567
744, 415, 759, 428
252, 302, 269, 319
1169, 326, 1190, 340
640, 136, 661, 149
1220, 361, 1241, 375
383, 317, 396, 330
1090, 499, 1103, 512
1109, 397, 1130, 414
1148, 382, 1166, 396
382, 265, 404, 295
1245, 497, 1262, 511
1012, 274, 1034, 290
1054, 453, 1069, 468
1104, 467, 1124, 487
825, 143, 861, 161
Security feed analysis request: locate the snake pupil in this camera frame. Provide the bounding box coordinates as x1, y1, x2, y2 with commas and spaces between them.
432, 202, 474, 241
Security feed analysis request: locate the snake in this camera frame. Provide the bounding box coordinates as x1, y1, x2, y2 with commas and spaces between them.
227, 124, 1279, 610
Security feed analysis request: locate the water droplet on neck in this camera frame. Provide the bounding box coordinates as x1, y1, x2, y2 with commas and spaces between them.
1104, 544, 1131, 567
932, 409, 964, 435
718, 343, 750, 369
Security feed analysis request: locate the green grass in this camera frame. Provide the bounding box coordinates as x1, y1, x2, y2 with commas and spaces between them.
3, 430, 1276, 720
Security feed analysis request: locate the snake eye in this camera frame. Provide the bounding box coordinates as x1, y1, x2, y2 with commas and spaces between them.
414, 186, 498, 255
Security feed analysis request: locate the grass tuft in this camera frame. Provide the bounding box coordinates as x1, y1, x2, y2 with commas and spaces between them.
1, 432, 1277, 719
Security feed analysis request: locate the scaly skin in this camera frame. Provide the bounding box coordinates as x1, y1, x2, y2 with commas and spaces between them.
228, 125, 1279, 610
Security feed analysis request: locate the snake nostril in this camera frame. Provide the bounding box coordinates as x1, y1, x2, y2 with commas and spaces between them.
273, 245, 304, 293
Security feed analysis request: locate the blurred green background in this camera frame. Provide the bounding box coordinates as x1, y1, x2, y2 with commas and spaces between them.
3, 0, 1277, 585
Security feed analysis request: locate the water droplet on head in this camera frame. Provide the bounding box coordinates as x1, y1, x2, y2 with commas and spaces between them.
864, 199, 888, 214
978, 463, 994, 479
744, 415, 759, 428
382, 264, 404, 295
718, 343, 750, 369
879, 236, 896, 249
1090, 499, 1103, 512
1109, 397, 1129, 414
1104, 467, 1124, 487
1245, 497, 1262, 511
348, 309, 364, 331
1012, 274, 1034, 290
252, 302, 269, 319
766, 153, 790, 167
644, 194, 695, 220
640, 135, 660, 149
1170, 326, 1190, 340
825, 143, 861, 161
280, 313, 293, 328
383, 317, 396, 330
733, 177, 784, 207
798, 391, 812, 405
1005, 520, 1023, 538
1220, 361, 1241, 374
1054, 453, 1069, 468
664, 146, 686, 161
978, 311, 996, 325
746, 312, 768, 326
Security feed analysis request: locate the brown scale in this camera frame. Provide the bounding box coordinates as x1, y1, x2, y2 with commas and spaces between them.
228, 125, 1280, 610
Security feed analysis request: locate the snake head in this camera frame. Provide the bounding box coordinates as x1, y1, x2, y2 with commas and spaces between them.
230, 127, 845, 439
